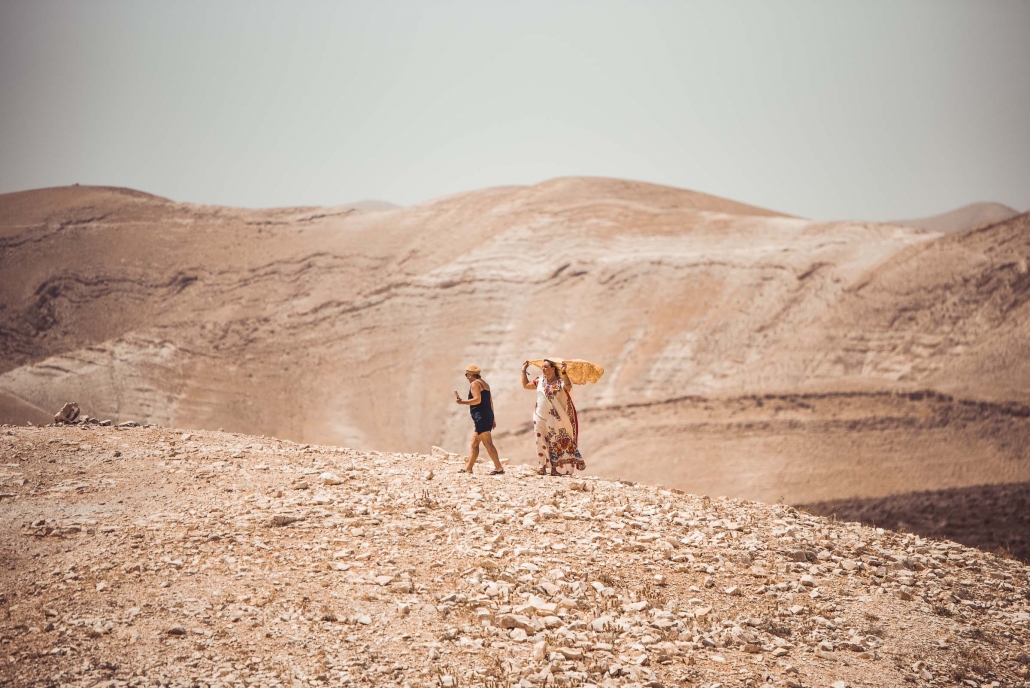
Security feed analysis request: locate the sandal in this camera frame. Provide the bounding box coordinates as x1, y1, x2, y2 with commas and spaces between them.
489, 470, 505, 475
458, 468, 472, 474
536, 468, 548, 476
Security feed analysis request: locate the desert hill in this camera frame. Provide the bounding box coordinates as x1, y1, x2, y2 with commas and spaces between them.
1, 180, 1029, 556
1, 424, 1028, 687
894, 202, 1020, 234
0, 177, 935, 440
797, 210, 1030, 402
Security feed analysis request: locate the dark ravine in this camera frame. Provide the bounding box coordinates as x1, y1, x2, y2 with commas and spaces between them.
800, 482, 1030, 564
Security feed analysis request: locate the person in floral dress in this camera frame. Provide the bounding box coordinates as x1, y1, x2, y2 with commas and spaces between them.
521, 359, 585, 476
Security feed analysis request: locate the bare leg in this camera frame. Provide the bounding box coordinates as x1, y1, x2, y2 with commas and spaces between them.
535, 421, 549, 474
464, 435, 481, 473
480, 433, 503, 471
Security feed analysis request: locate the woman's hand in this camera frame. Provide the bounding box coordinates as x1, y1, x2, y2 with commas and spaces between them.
521, 361, 535, 389
560, 361, 568, 374
454, 391, 462, 404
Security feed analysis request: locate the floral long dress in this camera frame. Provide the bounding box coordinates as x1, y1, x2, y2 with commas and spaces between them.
533, 376, 585, 474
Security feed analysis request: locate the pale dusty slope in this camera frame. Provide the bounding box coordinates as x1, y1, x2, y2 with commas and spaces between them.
1, 181, 1028, 512
1, 424, 1029, 688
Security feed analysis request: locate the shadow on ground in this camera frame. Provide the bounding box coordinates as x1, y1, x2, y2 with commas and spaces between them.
798, 481, 1030, 563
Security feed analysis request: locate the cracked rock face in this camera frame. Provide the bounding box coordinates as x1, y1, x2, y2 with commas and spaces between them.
1, 424, 1029, 687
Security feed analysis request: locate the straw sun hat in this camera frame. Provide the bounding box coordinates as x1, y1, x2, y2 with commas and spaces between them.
465, 364, 482, 375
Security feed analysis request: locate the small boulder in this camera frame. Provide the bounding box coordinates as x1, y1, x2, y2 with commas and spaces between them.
270, 514, 302, 527
54, 402, 80, 424
538, 505, 558, 519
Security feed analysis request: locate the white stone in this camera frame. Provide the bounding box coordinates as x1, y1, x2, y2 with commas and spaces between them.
529, 595, 558, 614
622, 600, 648, 613
320, 472, 343, 485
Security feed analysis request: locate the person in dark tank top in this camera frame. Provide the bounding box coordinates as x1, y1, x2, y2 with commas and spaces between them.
454, 364, 505, 475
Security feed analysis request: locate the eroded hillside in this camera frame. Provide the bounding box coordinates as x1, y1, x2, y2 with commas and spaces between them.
1, 181, 1028, 519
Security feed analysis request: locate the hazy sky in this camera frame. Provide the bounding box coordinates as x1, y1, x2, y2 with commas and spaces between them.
1, 1, 1028, 220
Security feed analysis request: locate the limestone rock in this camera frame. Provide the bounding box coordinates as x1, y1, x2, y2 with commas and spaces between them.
320, 472, 343, 485
497, 614, 536, 632
270, 514, 302, 526
54, 402, 80, 424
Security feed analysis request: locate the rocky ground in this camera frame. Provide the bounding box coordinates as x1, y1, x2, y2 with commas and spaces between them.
2, 423, 1029, 688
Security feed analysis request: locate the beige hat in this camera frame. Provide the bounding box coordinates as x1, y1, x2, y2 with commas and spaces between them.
465, 364, 482, 375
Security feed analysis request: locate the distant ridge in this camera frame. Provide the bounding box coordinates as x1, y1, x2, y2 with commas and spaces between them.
346, 199, 401, 211
894, 201, 1019, 234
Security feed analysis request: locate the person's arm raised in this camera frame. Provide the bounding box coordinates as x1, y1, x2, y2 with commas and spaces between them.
559, 361, 573, 390
521, 361, 536, 390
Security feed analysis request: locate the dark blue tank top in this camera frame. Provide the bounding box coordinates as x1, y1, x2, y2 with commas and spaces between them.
469, 389, 492, 418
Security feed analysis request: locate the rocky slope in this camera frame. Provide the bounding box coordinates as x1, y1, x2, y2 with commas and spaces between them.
1, 423, 1029, 688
